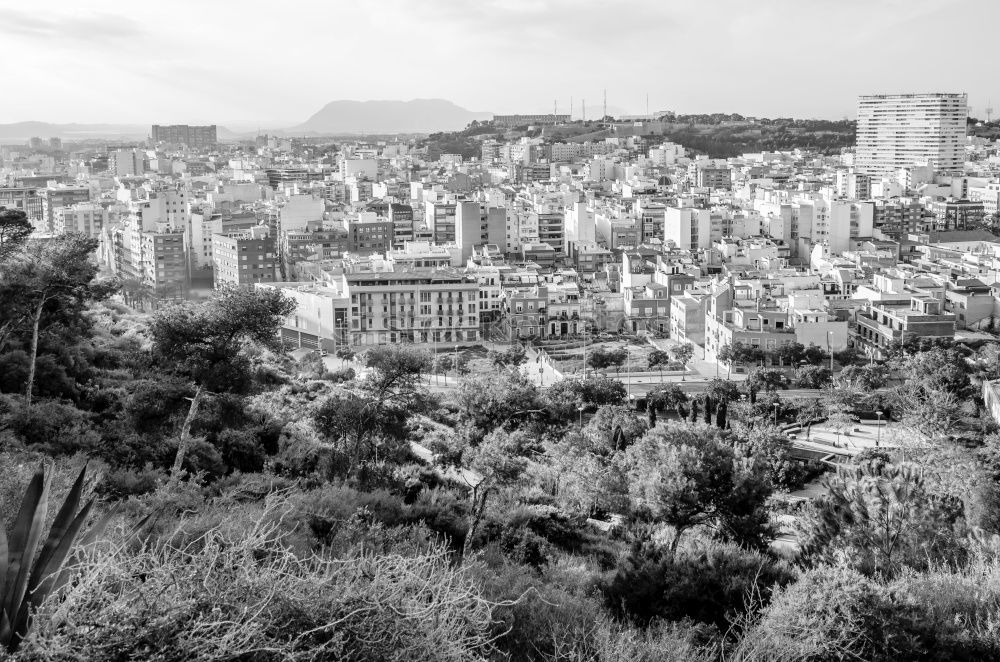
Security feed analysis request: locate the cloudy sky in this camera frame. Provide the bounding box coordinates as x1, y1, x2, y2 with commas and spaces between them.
0, 0, 995, 126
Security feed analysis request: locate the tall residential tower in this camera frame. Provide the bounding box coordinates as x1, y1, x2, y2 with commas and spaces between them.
855, 93, 967, 175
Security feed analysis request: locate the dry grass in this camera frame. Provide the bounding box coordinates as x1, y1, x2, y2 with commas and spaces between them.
18, 493, 499, 661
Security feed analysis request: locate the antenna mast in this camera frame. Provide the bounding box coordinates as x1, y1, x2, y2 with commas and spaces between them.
603, 89, 607, 119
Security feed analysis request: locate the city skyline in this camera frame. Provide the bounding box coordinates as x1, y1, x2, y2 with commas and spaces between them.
1, 0, 997, 126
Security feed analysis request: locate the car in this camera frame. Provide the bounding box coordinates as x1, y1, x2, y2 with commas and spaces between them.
315, 348, 328, 357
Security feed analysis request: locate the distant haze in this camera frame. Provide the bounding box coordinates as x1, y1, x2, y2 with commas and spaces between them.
0, 0, 996, 124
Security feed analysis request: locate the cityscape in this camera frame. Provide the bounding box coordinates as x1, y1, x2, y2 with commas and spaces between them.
3, 2, 1000, 660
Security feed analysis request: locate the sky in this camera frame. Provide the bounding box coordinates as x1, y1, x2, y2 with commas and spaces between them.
1, 0, 997, 127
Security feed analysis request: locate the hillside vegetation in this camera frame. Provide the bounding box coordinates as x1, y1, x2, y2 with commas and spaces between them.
5, 208, 1000, 660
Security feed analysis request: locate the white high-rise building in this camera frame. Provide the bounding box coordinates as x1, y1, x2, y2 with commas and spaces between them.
855, 93, 967, 175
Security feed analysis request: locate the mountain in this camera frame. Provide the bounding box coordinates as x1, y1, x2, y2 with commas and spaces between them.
291, 99, 492, 135
0, 122, 150, 142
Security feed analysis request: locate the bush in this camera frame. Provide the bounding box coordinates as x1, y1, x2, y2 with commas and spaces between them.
322, 367, 356, 383
95, 466, 164, 500
19, 500, 496, 661
602, 539, 796, 630
2, 398, 101, 454
215, 427, 267, 474
731, 562, 1000, 660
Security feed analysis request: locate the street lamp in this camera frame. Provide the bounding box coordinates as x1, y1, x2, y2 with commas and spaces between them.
876, 409, 883, 447
773, 401, 780, 427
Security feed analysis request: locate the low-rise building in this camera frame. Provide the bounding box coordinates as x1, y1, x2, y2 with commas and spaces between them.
852, 296, 956, 359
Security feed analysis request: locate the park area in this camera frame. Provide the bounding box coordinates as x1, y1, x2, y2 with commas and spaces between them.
535, 336, 691, 376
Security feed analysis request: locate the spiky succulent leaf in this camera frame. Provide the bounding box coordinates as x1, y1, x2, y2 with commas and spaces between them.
0, 527, 7, 605
28, 466, 86, 593
0, 609, 11, 649
12, 499, 96, 649
1, 467, 49, 631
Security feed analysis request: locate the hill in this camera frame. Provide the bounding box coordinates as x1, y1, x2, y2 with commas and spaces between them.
291, 99, 492, 135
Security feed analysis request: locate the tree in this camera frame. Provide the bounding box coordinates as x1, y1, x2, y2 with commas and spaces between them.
545, 376, 626, 422
837, 364, 888, 391
149, 286, 296, 480
796, 398, 825, 439
647, 349, 671, 378
586, 347, 612, 373
825, 406, 854, 445
715, 400, 728, 429
722, 342, 764, 368
732, 426, 810, 491
335, 346, 355, 366
746, 367, 786, 394
832, 346, 864, 367
624, 423, 767, 557
706, 378, 740, 404
647, 384, 688, 418
772, 342, 806, 367
488, 343, 527, 370
671, 343, 695, 373
897, 347, 971, 397
0, 207, 33, 263
794, 365, 832, 389
799, 460, 967, 577
802, 343, 828, 365
1, 235, 111, 407
314, 345, 432, 476
455, 368, 540, 441
606, 347, 628, 375
462, 429, 530, 549
585, 405, 647, 454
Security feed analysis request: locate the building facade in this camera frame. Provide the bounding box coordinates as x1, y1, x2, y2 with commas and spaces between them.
855, 93, 967, 175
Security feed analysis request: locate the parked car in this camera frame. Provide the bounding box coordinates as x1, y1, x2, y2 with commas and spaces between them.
315, 348, 328, 357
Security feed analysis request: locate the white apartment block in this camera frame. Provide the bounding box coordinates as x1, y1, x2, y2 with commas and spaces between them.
855, 93, 967, 175
665, 207, 712, 251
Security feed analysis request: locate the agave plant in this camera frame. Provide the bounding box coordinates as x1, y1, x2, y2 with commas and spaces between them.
0, 464, 109, 652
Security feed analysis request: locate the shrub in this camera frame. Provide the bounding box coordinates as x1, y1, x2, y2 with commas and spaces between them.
19, 499, 496, 661
602, 539, 796, 630
94, 466, 163, 500
322, 367, 356, 383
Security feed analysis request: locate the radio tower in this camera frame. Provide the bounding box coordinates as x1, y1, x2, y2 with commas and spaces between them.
987, 100, 994, 124
603, 88, 607, 120
582, 99, 586, 121
570, 96, 573, 120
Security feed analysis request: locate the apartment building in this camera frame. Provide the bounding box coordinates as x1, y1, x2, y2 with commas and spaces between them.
41, 186, 91, 230
0, 187, 44, 226
151, 124, 218, 149
140, 230, 188, 291
665, 206, 712, 251
53, 202, 126, 239
855, 93, 967, 175
344, 268, 480, 345
212, 226, 278, 288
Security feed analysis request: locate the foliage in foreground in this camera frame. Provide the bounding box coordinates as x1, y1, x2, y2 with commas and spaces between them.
17, 497, 497, 662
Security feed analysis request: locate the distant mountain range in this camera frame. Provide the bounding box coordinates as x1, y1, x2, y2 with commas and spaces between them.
292, 99, 492, 135
0, 99, 495, 143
